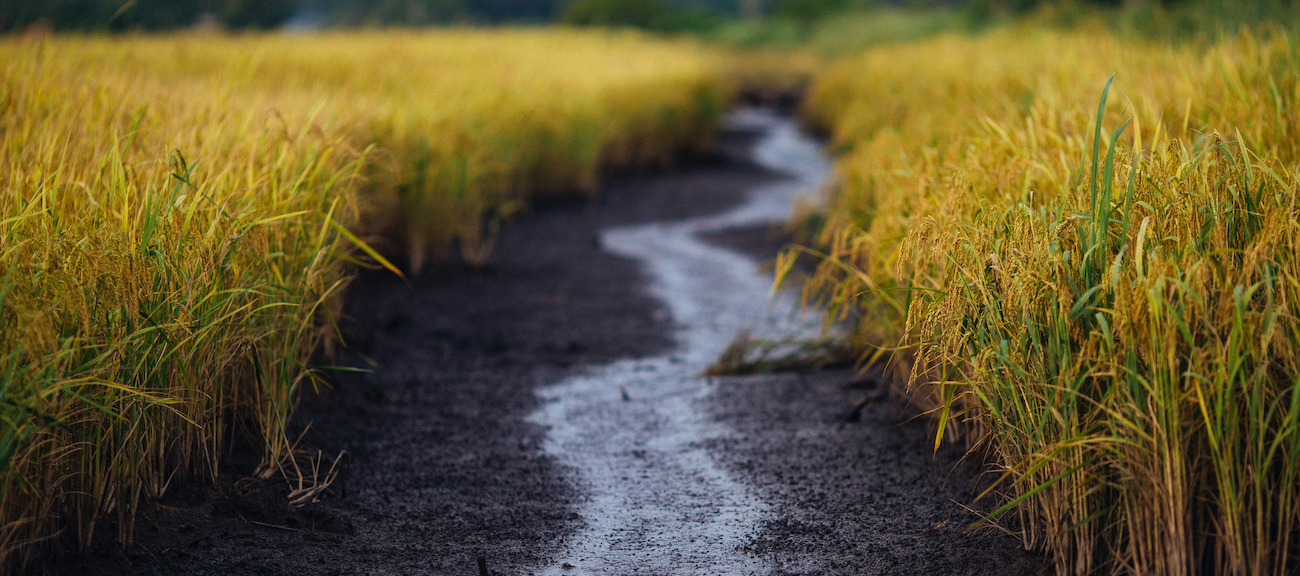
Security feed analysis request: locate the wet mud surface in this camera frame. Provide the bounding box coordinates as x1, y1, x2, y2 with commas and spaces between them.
47, 120, 1045, 576
706, 371, 1045, 575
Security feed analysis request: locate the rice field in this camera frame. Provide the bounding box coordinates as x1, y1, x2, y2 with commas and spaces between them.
791, 26, 1300, 575
0, 29, 726, 568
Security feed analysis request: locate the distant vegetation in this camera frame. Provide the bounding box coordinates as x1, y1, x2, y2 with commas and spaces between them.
0, 0, 562, 30
561, 0, 724, 33
0, 0, 298, 30
10, 0, 1298, 42
305, 0, 562, 27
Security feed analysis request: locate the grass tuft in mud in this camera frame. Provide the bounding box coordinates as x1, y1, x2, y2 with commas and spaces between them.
705, 330, 856, 376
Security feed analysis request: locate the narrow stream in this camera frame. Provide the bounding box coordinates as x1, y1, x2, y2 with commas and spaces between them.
527, 109, 832, 575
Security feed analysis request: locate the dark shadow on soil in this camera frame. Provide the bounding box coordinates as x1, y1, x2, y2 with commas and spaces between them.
696, 223, 793, 268
704, 370, 1047, 575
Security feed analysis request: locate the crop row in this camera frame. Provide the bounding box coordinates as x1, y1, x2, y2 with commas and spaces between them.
793, 27, 1300, 575
0, 30, 726, 568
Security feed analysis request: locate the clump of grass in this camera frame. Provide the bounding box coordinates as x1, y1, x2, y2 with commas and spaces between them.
0, 29, 729, 569
704, 329, 855, 376
791, 27, 1300, 575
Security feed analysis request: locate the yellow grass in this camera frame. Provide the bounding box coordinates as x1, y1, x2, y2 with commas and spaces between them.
790, 26, 1300, 575
38, 30, 728, 269
0, 29, 726, 568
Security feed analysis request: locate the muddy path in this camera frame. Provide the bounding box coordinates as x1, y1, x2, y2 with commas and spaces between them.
52, 111, 1044, 576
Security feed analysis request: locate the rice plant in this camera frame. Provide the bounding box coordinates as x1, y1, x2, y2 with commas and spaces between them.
33, 30, 728, 271
0, 29, 727, 569
792, 26, 1300, 575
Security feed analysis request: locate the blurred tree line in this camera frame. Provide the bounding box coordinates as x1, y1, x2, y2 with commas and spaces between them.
3, 0, 1296, 33
305, 0, 561, 27
0, 0, 295, 30
0, 0, 905, 32
0, 0, 563, 30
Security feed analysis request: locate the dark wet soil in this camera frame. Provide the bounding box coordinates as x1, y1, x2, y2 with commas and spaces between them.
706, 370, 1045, 575
44, 126, 1045, 576
696, 224, 790, 267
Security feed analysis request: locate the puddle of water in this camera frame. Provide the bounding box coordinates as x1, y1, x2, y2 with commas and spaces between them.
526, 109, 832, 575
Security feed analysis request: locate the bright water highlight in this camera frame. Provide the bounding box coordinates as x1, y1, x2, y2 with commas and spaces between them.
527, 109, 832, 575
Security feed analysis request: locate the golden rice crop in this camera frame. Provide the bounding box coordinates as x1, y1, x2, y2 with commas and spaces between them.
37, 30, 728, 270
0, 29, 727, 569
789, 27, 1300, 575
0, 37, 368, 567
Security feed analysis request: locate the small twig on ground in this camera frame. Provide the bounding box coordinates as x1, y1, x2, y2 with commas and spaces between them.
248, 520, 297, 532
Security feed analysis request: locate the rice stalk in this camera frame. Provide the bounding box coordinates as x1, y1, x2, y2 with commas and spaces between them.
797, 26, 1300, 575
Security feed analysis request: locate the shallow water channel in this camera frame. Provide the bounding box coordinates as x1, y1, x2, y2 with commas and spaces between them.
526, 109, 832, 575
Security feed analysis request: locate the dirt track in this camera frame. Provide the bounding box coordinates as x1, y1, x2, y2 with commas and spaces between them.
51, 114, 1044, 576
